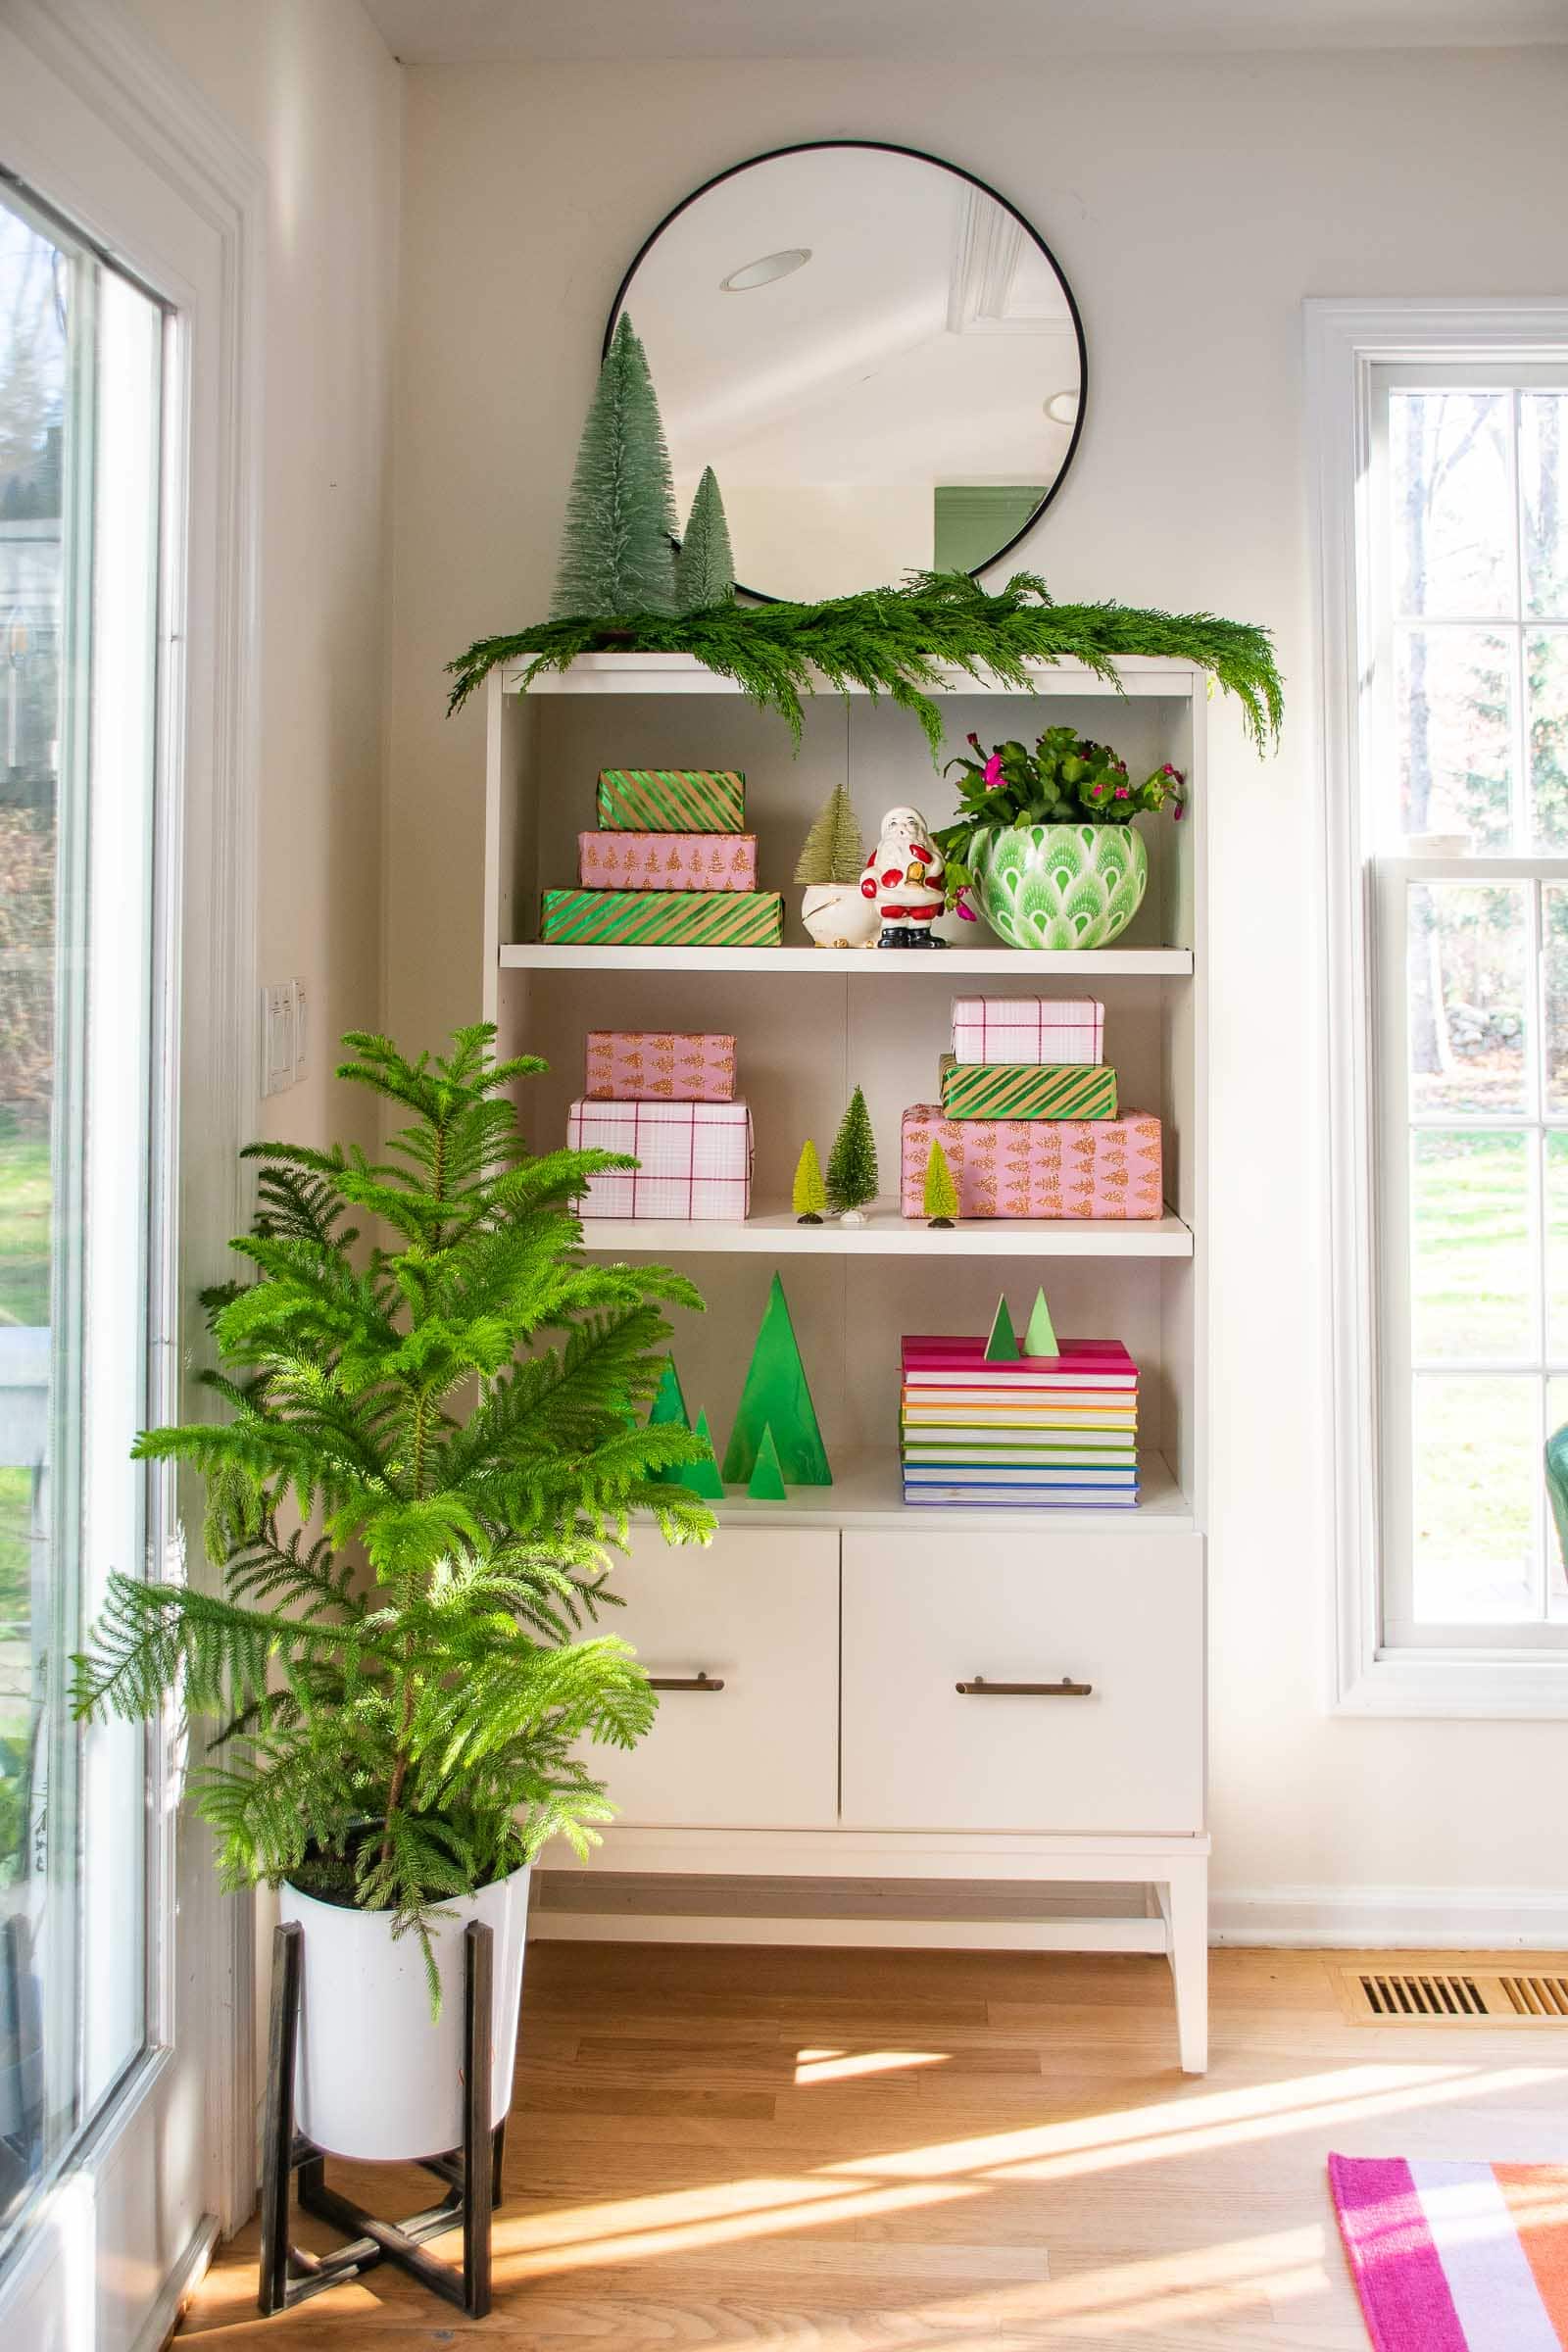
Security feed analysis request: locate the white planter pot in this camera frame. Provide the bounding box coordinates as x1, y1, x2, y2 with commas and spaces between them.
279, 1864, 530, 2161
801, 882, 878, 949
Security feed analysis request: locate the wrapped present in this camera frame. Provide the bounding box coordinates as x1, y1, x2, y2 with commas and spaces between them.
578, 831, 758, 892
951, 996, 1104, 1066
900, 1105, 1162, 1219
540, 889, 783, 948
584, 1031, 736, 1102
596, 768, 745, 833
567, 1097, 753, 1220
939, 1054, 1118, 1121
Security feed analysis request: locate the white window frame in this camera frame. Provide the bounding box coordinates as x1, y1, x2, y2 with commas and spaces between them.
1308, 296, 1568, 1720
0, 2, 262, 2344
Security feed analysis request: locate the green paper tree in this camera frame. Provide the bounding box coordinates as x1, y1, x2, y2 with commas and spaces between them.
985, 1296, 1018, 1362
793, 1140, 826, 1224
674, 466, 736, 612
1023, 1287, 1060, 1358
923, 1139, 957, 1228
747, 1424, 788, 1500
721, 1272, 832, 1486
649, 1353, 694, 1485
551, 313, 677, 620
684, 1408, 727, 1501
794, 785, 865, 888
826, 1086, 878, 1215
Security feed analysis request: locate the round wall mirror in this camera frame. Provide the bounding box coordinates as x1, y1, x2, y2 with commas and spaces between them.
607, 141, 1086, 606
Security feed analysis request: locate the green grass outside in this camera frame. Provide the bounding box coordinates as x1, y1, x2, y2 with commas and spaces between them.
0, 1125, 50, 1328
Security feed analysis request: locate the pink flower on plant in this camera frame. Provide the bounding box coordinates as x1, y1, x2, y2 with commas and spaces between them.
957, 899, 977, 921
982, 753, 1004, 787
1114, 785, 1130, 799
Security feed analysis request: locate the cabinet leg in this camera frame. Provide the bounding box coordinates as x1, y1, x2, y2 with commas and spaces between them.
1159, 1861, 1208, 2075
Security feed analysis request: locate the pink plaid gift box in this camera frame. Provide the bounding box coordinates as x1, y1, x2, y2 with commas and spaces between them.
950, 996, 1104, 1067
901, 1104, 1162, 1219
577, 831, 758, 893
568, 1098, 754, 1220
584, 1031, 736, 1102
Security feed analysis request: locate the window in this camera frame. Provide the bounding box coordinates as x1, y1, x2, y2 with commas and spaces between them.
0, 179, 168, 2252
1310, 301, 1568, 1713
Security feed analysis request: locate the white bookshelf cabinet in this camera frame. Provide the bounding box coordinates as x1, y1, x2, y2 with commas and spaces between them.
482, 654, 1210, 2070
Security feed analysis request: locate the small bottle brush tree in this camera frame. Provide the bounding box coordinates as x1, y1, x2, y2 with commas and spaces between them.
794, 785, 865, 889
71, 1025, 713, 2006
826, 1086, 878, 1219
551, 313, 678, 620
792, 1140, 826, 1224
674, 466, 735, 612
922, 1138, 957, 1228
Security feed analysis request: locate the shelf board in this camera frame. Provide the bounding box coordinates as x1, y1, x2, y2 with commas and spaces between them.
642, 1446, 1192, 1533
502, 653, 1202, 701
502, 943, 1194, 976
580, 1201, 1193, 1258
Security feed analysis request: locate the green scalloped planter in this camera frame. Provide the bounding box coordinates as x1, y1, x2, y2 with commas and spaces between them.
972, 822, 1149, 952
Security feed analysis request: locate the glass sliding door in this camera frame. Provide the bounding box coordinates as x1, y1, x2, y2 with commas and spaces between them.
0, 179, 167, 2257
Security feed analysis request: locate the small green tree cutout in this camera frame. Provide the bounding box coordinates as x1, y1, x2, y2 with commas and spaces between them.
1022, 1287, 1060, 1358
923, 1139, 957, 1228
826, 1086, 878, 1216
748, 1424, 788, 1500
985, 1295, 1018, 1362
792, 1140, 826, 1224
794, 785, 865, 888
674, 466, 735, 612
683, 1408, 727, 1500
551, 313, 677, 619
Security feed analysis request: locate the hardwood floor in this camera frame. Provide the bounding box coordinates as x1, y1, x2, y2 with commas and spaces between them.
178, 1941, 1568, 2347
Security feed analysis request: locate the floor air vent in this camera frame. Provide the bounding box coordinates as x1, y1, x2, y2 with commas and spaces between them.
1339, 1968, 1568, 2024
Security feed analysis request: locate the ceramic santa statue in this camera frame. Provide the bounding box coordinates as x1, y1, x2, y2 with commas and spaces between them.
861, 806, 947, 950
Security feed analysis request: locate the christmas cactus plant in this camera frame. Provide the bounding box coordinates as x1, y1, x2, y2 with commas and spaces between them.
934, 726, 1186, 894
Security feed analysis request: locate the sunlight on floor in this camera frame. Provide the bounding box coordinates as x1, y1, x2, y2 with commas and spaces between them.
793, 2047, 949, 2083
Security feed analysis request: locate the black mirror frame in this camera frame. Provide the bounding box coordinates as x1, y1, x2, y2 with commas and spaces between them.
604, 137, 1089, 606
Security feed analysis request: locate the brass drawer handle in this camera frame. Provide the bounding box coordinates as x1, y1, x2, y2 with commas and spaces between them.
956, 1675, 1093, 1697
649, 1672, 726, 1692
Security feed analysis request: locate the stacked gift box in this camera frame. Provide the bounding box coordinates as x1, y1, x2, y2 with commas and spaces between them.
900, 1331, 1141, 1508
901, 995, 1163, 1219
567, 1030, 753, 1220
541, 768, 784, 948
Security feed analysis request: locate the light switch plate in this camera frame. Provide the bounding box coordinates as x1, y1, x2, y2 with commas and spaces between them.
290, 978, 308, 1083
260, 982, 294, 1098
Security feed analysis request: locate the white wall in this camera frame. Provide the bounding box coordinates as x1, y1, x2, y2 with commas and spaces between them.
387, 46, 1568, 1927
117, 0, 400, 1160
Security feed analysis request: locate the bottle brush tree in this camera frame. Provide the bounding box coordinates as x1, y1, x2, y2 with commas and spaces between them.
792, 1140, 826, 1224
794, 784, 865, 889
922, 1138, 957, 1228
826, 1086, 879, 1216
551, 313, 678, 620
674, 466, 735, 612
71, 1025, 713, 2005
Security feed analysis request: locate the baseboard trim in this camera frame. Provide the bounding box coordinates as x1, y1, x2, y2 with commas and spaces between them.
1211, 1886, 1568, 1949
132, 2214, 219, 2352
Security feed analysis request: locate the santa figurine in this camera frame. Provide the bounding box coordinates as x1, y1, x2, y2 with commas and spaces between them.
861, 805, 947, 950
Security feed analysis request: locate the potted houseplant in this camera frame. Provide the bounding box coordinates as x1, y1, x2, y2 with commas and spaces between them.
935, 727, 1186, 951
795, 784, 879, 949
71, 1025, 712, 2164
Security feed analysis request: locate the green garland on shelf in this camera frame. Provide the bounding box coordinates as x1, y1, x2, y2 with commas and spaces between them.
445, 570, 1284, 758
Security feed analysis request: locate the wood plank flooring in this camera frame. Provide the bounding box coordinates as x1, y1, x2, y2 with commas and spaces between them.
178, 1941, 1568, 2348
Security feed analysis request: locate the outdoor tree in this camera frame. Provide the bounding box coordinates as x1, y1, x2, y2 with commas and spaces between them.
674, 466, 735, 612
826, 1087, 878, 1216
551, 313, 677, 619
721, 1272, 831, 1486
792, 1140, 826, 1224
794, 785, 865, 888
922, 1139, 957, 1228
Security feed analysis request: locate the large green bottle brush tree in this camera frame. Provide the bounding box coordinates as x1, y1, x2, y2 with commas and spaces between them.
71, 1025, 713, 2003
551, 314, 679, 621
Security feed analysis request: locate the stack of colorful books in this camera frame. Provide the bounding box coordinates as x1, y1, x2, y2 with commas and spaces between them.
899, 1328, 1140, 1507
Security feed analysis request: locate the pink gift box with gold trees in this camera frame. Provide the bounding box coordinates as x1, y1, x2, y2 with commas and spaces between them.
900, 1105, 1163, 1219
577, 831, 758, 892
583, 1031, 736, 1103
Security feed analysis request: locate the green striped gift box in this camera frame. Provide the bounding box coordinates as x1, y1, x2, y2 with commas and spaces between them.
596, 768, 745, 833
540, 889, 783, 948
938, 1055, 1119, 1121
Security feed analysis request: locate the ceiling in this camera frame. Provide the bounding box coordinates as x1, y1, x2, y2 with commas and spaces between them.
362, 0, 1568, 62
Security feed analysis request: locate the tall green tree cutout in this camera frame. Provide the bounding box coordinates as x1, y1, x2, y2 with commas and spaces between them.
826, 1086, 878, 1215
552, 313, 677, 619
674, 466, 735, 612
722, 1272, 832, 1486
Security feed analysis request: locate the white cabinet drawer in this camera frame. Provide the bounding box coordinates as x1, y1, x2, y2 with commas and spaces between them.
841, 1532, 1203, 1835
593, 1529, 839, 1830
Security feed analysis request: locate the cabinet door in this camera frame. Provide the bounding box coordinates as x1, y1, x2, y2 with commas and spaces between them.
841, 1532, 1203, 1835
593, 1529, 840, 1829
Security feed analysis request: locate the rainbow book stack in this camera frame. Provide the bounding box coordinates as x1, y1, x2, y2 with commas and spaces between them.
900, 1333, 1140, 1507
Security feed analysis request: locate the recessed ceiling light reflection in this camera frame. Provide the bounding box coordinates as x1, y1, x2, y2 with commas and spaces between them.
720, 248, 811, 292
1045, 390, 1080, 425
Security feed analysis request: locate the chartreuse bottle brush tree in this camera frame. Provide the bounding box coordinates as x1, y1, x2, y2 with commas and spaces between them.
70, 1025, 713, 2006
